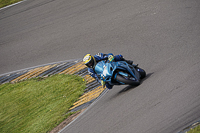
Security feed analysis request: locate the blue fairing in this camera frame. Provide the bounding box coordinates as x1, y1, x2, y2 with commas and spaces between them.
94, 60, 140, 85
94, 61, 105, 75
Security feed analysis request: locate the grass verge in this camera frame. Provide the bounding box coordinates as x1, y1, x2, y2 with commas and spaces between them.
187, 125, 200, 133
0, 0, 22, 8
0, 74, 86, 133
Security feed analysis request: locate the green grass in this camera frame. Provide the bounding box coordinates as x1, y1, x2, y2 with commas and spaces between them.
0, 0, 22, 8
187, 125, 200, 133
0, 74, 86, 133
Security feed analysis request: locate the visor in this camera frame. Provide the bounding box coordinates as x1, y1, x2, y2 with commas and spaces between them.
86, 59, 94, 68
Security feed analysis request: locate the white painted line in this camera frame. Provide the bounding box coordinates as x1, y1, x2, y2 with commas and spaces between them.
0, 58, 81, 77
58, 89, 109, 133
0, 0, 27, 11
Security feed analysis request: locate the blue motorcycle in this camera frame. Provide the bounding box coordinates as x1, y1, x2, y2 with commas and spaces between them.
94, 60, 146, 86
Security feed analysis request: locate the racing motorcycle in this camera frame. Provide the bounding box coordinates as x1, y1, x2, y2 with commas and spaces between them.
94, 60, 146, 87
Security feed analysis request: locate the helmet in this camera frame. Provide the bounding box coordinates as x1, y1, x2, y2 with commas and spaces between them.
83, 54, 96, 68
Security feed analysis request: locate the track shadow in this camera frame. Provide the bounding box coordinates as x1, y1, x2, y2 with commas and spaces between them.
118, 72, 154, 94
118, 85, 137, 93
108, 72, 154, 101
140, 72, 154, 83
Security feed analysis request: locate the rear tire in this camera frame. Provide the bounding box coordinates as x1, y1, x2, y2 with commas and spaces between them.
116, 74, 140, 86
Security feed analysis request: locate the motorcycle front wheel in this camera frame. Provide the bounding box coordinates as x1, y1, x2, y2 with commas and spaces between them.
116, 74, 140, 86
135, 67, 146, 79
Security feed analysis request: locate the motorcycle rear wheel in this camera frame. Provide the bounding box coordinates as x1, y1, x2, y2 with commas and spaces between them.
116, 74, 140, 86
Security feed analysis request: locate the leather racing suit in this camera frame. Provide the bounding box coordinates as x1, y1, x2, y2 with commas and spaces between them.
87, 53, 125, 89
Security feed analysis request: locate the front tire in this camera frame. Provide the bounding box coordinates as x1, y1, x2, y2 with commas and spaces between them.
135, 67, 146, 79
116, 74, 140, 86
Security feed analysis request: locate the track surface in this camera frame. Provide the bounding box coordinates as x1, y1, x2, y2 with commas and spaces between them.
1, 0, 200, 133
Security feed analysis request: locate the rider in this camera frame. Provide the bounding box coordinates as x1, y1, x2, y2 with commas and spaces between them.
83, 53, 133, 89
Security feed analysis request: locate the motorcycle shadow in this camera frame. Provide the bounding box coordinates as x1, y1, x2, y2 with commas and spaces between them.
118, 72, 153, 94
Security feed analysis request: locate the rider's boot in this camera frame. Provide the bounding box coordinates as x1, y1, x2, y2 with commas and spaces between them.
125, 60, 133, 65
124, 59, 138, 68
119, 56, 133, 65
132, 63, 139, 68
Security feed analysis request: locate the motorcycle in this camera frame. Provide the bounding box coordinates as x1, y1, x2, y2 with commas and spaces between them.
94, 60, 146, 86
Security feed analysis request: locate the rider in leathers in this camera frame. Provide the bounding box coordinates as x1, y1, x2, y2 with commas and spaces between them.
83, 53, 133, 89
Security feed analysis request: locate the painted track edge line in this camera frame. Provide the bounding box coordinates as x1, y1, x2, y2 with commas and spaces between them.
0, 58, 81, 77
0, 0, 27, 10
58, 89, 109, 133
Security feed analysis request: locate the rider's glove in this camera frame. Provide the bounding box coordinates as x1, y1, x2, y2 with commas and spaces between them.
101, 80, 106, 88
108, 55, 114, 62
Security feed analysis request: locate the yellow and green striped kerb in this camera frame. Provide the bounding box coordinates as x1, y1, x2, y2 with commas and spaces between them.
0, 59, 107, 112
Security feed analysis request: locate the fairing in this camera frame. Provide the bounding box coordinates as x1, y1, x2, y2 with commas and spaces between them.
94, 61, 140, 85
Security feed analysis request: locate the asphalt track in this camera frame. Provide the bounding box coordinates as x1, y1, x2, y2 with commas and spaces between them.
0, 0, 200, 133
